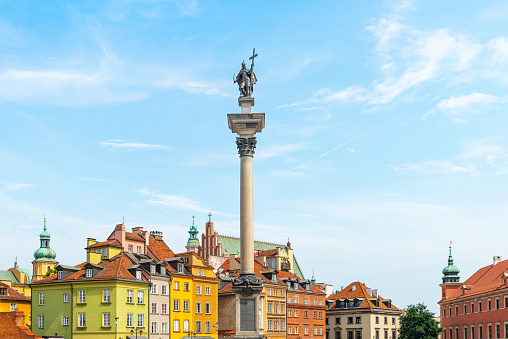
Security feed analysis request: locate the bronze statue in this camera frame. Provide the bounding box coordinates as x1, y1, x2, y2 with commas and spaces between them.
234, 48, 258, 97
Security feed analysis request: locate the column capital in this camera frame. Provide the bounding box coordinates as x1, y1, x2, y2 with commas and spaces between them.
236, 137, 257, 157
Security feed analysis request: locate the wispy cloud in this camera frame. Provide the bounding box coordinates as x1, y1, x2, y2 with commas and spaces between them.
393, 160, 475, 175
155, 77, 229, 97
137, 189, 209, 213
257, 143, 305, 159
458, 139, 508, 174
77, 177, 108, 182
0, 181, 34, 191
99, 139, 169, 151
425, 93, 501, 121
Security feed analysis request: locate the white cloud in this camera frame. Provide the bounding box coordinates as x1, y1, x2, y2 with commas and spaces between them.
99, 139, 168, 150
425, 93, 501, 121
326, 86, 367, 102
459, 139, 508, 174
137, 189, 209, 212
0, 181, 34, 191
394, 160, 475, 175
154, 78, 229, 97
257, 143, 305, 159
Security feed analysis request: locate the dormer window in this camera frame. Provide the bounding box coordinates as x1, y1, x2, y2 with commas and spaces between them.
58, 271, 63, 280
178, 263, 184, 273
306, 284, 310, 291
287, 282, 291, 289
0, 288, 7, 295
86, 269, 93, 278
161, 267, 166, 275
272, 275, 277, 282
136, 271, 142, 280
150, 265, 156, 274
103, 248, 108, 256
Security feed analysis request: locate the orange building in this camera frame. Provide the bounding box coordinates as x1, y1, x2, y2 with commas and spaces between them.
0, 282, 31, 324
0, 311, 41, 339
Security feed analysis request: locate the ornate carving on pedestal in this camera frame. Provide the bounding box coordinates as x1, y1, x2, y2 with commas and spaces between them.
232, 273, 264, 297
236, 137, 257, 156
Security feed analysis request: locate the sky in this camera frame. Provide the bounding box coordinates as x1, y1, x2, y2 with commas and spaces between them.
1, 0, 508, 314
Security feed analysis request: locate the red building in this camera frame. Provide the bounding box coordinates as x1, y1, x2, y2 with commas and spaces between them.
438, 246, 508, 339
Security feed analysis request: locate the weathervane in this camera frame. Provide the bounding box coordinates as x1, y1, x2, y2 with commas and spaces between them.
234, 48, 258, 98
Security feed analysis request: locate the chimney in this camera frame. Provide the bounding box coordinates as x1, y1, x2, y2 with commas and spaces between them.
341, 286, 344, 291
87, 238, 97, 247
372, 289, 378, 297
493, 256, 502, 266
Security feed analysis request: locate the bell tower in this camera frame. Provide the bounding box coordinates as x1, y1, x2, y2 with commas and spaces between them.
32, 216, 58, 281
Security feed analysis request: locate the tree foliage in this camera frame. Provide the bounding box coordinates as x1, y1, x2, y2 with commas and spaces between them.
398, 303, 441, 339
44, 267, 58, 277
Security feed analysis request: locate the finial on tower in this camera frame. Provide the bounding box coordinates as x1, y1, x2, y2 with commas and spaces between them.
208, 212, 212, 222
192, 215, 195, 225
44, 213, 46, 230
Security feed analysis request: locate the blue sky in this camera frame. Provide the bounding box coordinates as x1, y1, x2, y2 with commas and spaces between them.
2, 0, 508, 313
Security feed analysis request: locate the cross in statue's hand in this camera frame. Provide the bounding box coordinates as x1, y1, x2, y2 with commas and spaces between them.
249, 48, 258, 67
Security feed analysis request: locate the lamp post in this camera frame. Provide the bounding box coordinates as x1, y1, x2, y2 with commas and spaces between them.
130, 327, 143, 338
115, 317, 119, 339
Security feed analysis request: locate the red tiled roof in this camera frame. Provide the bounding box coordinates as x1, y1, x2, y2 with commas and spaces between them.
0, 282, 31, 301
0, 312, 42, 338
328, 282, 400, 311
444, 259, 508, 302
32, 253, 146, 284
126, 232, 144, 242
86, 239, 122, 249
257, 249, 277, 256
148, 236, 175, 261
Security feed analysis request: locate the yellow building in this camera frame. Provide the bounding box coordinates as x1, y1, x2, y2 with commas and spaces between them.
32, 218, 58, 282
0, 282, 31, 326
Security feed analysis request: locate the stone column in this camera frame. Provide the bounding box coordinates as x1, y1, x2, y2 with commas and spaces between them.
228, 97, 265, 338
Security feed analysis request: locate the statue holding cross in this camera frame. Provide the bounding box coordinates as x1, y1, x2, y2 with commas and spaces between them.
234, 48, 258, 98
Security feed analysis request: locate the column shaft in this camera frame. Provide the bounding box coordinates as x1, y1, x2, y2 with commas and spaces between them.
240, 154, 254, 274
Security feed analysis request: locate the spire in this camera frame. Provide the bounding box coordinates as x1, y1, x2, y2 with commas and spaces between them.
208, 212, 212, 223
14, 257, 19, 269
311, 269, 316, 285
186, 215, 200, 249
442, 241, 460, 284
44, 213, 47, 231
33, 216, 57, 262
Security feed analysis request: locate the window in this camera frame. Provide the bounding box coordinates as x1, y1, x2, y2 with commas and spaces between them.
205, 321, 211, 333
38, 314, 44, 328
78, 290, 86, 303
336, 331, 341, 339
198, 270, 201, 276
294, 296, 298, 303
289, 326, 293, 334
356, 330, 362, 339
288, 309, 292, 317
174, 319, 180, 332
138, 313, 144, 327
275, 303, 279, 314
196, 302, 202, 314
162, 303, 167, 314
86, 269, 92, 278
384, 316, 388, 325
136, 271, 142, 280
471, 302, 475, 313
479, 301, 483, 312
267, 303, 271, 314
58, 271, 63, 280
103, 313, 111, 327
184, 319, 190, 332
103, 289, 111, 303
392, 318, 395, 325
304, 310, 308, 318
137, 246, 141, 254
162, 285, 168, 295
288, 296, 292, 303
127, 290, 133, 303
62, 316, 69, 326
385, 330, 388, 339
174, 281, 180, 290
319, 299, 322, 305
138, 290, 144, 304
505, 297, 508, 308
196, 321, 202, 333
496, 299, 499, 309
9, 303, 16, 311
78, 313, 86, 327
464, 304, 467, 314
295, 326, 299, 334
348, 317, 353, 324
206, 286, 211, 295
496, 325, 500, 339
305, 326, 309, 335
174, 299, 180, 311
268, 320, 273, 330
127, 313, 133, 327
151, 302, 158, 314
162, 322, 168, 334
314, 311, 318, 318
206, 302, 211, 314
315, 327, 318, 335
274, 289, 278, 296
104, 248, 108, 256
472, 326, 475, 339
376, 329, 380, 339
161, 267, 166, 275
39, 292, 45, 305
151, 265, 156, 274
274, 320, 279, 331
178, 263, 184, 273
356, 316, 361, 324
335, 317, 341, 325
488, 300, 492, 310
464, 327, 468, 339
196, 285, 202, 295
151, 321, 158, 334
314, 298, 318, 305
281, 304, 285, 314
128, 245, 133, 253
294, 310, 298, 317
63, 293, 69, 303
393, 330, 396, 339
488, 325, 492, 339
184, 300, 190, 312
479, 325, 483, 339
184, 282, 189, 291
281, 320, 285, 331
151, 283, 158, 294
304, 298, 308, 304
281, 289, 284, 297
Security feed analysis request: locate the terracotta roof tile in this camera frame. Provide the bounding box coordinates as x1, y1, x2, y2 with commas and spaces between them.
86, 239, 122, 249
0, 312, 42, 338
148, 236, 175, 261
257, 249, 277, 256
126, 232, 144, 242
444, 258, 508, 301
0, 282, 31, 301
327, 282, 400, 311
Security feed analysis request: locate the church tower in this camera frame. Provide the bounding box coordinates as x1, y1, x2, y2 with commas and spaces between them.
185, 216, 201, 253
440, 242, 462, 300
32, 217, 58, 282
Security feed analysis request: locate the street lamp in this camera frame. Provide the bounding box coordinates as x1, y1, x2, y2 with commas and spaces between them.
188, 331, 197, 339
115, 317, 119, 339
130, 327, 143, 338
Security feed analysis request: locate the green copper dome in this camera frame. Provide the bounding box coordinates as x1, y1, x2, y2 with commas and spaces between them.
186, 216, 200, 247
442, 243, 460, 284
33, 217, 57, 262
